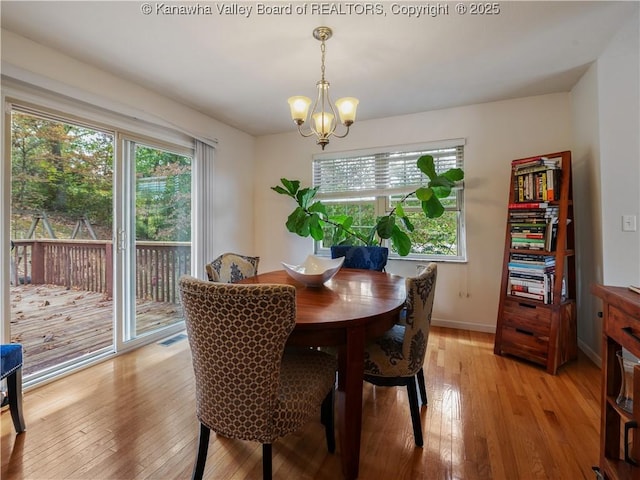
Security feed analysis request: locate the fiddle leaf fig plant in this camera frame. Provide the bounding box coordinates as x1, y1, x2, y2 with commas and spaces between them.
272, 154, 464, 256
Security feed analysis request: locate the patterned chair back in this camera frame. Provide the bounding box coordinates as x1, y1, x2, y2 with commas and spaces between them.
400, 263, 437, 374
179, 275, 296, 442
205, 252, 260, 283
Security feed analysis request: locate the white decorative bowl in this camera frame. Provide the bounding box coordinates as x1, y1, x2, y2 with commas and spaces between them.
282, 255, 345, 287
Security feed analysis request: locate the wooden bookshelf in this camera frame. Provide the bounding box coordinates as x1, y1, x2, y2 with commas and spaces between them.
494, 150, 577, 375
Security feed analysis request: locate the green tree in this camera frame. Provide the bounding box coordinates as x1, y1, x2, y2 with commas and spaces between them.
11, 113, 114, 239
135, 146, 191, 242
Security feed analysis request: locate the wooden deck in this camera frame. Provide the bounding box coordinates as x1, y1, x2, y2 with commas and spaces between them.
9, 284, 183, 376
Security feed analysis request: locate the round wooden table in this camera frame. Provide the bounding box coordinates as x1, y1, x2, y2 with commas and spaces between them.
240, 268, 406, 479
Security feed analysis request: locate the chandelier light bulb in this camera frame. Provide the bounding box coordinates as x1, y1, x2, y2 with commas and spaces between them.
336, 97, 359, 125
288, 96, 312, 124
313, 111, 335, 135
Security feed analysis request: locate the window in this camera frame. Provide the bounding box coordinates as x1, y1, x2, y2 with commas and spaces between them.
313, 140, 466, 261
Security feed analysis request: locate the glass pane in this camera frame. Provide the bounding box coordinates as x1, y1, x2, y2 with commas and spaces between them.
400, 210, 459, 256
10, 111, 115, 377
134, 145, 191, 337
320, 200, 376, 248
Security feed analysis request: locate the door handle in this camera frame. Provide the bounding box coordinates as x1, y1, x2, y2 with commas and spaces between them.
117, 229, 127, 252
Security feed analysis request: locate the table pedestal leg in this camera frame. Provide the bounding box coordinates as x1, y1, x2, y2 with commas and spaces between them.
337, 325, 365, 480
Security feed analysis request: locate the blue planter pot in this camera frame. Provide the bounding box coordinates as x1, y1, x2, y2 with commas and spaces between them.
330, 246, 389, 271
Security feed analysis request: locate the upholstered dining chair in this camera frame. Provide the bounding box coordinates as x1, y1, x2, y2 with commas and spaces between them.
330, 245, 388, 271
1, 343, 26, 433
179, 276, 337, 480
205, 252, 260, 283
362, 262, 437, 447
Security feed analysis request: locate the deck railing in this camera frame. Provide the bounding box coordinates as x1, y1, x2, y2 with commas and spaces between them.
10, 239, 191, 303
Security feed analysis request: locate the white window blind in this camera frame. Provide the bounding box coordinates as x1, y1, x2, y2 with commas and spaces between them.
313, 143, 464, 200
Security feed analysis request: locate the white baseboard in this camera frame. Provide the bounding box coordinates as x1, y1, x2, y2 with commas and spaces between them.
578, 338, 602, 368
431, 317, 496, 334
432, 318, 603, 370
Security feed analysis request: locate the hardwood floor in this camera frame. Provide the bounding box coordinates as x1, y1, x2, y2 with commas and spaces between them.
1, 326, 601, 480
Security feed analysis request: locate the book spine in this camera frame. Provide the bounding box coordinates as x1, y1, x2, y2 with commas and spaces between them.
517, 175, 524, 202
510, 290, 545, 301
509, 202, 549, 209
547, 168, 554, 201
510, 284, 546, 295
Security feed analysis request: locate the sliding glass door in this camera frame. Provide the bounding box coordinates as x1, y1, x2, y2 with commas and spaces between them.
7, 103, 195, 382
119, 139, 192, 343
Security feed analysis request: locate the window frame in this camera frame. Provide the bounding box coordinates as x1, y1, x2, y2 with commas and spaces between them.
312, 140, 467, 262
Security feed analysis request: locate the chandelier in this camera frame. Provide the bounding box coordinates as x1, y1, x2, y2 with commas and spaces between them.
288, 26, 359, 150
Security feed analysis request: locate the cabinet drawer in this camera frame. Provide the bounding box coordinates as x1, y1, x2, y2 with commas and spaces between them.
499, 325, 549, 365
606, 304, 640, 359
500, 298, 552, 336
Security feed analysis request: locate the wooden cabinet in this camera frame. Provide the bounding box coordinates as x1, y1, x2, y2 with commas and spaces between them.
592, 285, 640, 480
494, 150, 577, 374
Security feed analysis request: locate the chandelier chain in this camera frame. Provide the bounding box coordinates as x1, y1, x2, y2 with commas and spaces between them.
320, 39, 326, 81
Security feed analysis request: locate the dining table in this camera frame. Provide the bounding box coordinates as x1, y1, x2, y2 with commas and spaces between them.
239, 268, 406, 479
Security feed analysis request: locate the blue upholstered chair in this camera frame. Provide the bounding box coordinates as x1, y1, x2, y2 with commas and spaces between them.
1, 343, 26, 433
330, 245, 388, 271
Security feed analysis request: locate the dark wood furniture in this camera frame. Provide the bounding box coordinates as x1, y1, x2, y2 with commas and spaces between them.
592, 284, 640, 480
240, 268, 406, 480
494, 150, 577, 374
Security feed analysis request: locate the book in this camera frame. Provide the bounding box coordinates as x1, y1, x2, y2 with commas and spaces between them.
509, 277, 544, 287
629, 285, 640, 295
544, 221, 558, 251
509, 271, 551, 281
512, 156, 546, 165
510, 223, 547, 232
510, 284, 546, 295
511, 238, 546, 249
509, 202, 549, 209
510, 290, 545, 301
508, 262, 554, 270
547, 168, 555, 201
512, 156, 559, 170
510, 253, 555, 264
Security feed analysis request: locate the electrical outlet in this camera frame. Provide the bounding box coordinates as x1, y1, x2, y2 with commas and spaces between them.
622, 215, 637, 232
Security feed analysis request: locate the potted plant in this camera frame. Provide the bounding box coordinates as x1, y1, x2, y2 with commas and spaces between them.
271, 154, 464, 269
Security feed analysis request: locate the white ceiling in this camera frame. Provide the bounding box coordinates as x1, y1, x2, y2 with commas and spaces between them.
1, 1, 637, 136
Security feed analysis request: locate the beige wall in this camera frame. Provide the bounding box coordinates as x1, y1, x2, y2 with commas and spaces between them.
570, 12, 640, 365
255, 93, 572, 332
570, 62, 603, 364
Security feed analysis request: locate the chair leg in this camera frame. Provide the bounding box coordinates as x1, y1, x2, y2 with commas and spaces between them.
406, 378, 424, 447
416, 367, 428, 406
191, 423, 210, 480
320, 387, 335, 453
7, 367, 26, 433
262, 444, 272, 480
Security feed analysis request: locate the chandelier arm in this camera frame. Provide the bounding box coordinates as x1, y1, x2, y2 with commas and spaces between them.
326, 89, 338, 136
331, 124, 351, 139
296, 124, 318, 138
